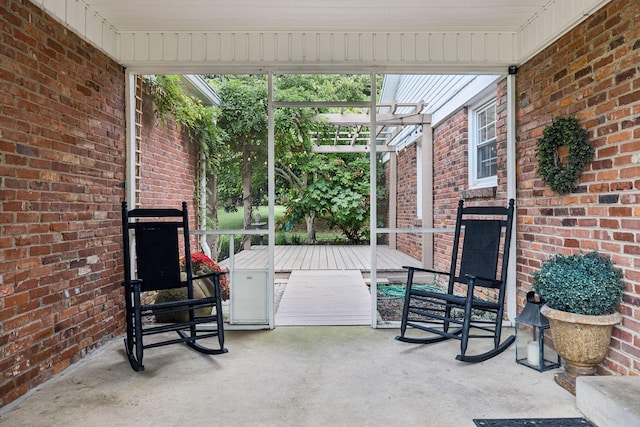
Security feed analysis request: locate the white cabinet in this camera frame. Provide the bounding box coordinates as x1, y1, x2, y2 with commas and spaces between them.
230, 270, 269, 324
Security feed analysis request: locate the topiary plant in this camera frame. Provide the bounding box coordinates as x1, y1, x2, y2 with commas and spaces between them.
532, 251, 625, 316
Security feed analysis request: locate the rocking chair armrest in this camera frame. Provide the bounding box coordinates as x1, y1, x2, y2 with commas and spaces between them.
402, 265, 450, 276
463, 273, 503, 289
459, 275, 502, 309
193, 271, 227, 281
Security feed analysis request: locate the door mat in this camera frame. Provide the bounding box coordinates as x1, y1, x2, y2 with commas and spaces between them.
473, 419, 596, 427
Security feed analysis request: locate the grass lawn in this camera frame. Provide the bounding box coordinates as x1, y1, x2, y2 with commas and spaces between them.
216, 205, 286, 229
215, 206, 347, 244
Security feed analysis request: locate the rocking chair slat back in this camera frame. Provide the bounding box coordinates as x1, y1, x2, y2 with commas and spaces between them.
457, 220, 503, 288
134, 222, 182, 292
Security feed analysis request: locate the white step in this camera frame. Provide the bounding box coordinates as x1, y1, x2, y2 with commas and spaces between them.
577, 376, 640, 427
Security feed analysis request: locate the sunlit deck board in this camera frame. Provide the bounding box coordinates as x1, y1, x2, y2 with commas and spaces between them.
325, 247, 339, 269
218, 245, 421, 272
275, 270, 371, 326
273, 244, 289, 268
300, 245, 314, 269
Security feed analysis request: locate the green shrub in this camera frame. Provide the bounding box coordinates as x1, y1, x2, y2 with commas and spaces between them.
275, 232, 288, 245
290, 233, 302, 245
216, 234, 243, 261
532, 251, 625, 315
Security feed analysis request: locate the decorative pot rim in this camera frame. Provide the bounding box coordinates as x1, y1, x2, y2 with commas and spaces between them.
540, 303, 621, 325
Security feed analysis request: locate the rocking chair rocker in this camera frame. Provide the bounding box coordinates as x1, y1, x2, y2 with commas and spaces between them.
396, 199, 515, 363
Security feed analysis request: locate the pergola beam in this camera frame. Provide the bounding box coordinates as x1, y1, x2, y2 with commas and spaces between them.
315, 113, 431, 126
313, 145, 396, 153
310, 102, 431, 152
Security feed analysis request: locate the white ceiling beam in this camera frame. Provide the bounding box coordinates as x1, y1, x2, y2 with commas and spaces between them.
117, 31, 517, 72
34, 0, 119, 60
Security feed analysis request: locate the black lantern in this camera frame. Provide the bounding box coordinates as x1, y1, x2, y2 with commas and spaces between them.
515, 291, 561, 372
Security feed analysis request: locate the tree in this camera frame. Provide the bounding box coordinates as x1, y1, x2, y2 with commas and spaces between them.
275, 152, 322, 242
208, 75, 316, 247
209, 76, 265, 248
279, 153, 384, 244
274, 74, 375, 242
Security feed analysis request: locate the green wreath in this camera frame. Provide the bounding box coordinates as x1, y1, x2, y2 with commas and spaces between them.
536, 116, 593, 194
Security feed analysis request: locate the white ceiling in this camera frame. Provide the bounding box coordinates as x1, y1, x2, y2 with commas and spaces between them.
85, 0, 552, 33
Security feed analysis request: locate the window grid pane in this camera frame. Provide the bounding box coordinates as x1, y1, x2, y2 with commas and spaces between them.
476, 102, 497, 180
477, 141, 497, 178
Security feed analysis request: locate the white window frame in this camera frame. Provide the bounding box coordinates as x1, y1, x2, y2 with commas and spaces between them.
468, 95, 498, 189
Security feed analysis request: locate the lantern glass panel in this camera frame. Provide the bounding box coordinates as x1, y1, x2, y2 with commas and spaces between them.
515, 321, 560, 372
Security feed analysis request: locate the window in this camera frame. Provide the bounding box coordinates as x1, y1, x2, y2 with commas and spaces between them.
469, 98, 497, 188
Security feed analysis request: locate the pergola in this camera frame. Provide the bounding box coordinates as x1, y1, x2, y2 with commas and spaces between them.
311, 102, 428, 153
31, 0, 611, 328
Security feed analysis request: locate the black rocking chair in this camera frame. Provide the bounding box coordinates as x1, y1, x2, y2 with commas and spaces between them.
121, 201, 227, 371
396, 199, 515, 363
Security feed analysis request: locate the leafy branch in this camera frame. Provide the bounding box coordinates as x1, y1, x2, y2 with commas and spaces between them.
147, 75, 227, 174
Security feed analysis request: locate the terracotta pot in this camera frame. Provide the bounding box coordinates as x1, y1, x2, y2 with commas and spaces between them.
540, 304, 621, 394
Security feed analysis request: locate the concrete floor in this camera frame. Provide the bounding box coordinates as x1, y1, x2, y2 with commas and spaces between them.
0, 327, 584, 427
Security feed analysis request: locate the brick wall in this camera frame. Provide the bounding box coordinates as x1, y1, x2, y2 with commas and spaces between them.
0, 0, 126, 405
515, 0, 640, 375
390, 0, 638, 376
0, 0, 201, 406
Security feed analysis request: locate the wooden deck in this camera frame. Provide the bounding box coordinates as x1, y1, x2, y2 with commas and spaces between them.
219, 245, 421, 273
218, 245, 420, 326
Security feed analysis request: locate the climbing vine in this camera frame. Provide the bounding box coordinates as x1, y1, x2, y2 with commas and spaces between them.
536, 116, 593, 194
147, 75, 227, 174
